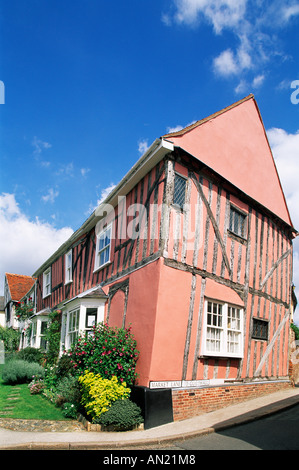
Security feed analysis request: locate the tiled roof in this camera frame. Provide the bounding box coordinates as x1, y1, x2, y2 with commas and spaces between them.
5, 273, 36, 302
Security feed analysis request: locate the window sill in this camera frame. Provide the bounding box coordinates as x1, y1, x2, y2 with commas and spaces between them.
200, 353, 243, 360
42, 293, 51, 300
227, 230, 247, 244
93, 261, 112, 273
64, 280, 73, 286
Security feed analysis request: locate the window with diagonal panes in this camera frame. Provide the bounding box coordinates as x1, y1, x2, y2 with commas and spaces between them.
173, 173, 187, 209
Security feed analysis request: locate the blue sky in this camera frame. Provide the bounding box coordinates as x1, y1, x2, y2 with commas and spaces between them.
0, 0, 298, 322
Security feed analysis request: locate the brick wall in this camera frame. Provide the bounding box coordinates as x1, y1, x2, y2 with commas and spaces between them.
172, 381, 292, 421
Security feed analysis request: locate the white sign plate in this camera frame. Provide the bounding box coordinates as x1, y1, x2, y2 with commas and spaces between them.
149, 379, 210, 389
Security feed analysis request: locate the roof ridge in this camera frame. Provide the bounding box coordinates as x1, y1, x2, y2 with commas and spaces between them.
5, 272, 35, 278
162, 94, 255, 138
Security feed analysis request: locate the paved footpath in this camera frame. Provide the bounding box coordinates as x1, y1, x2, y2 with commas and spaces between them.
1, 387, 299, 450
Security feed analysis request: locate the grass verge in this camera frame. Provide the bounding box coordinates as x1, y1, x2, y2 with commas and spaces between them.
0, 364, 70, 420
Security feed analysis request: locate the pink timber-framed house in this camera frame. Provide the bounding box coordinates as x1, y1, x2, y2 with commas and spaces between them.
23, 94, 297, 428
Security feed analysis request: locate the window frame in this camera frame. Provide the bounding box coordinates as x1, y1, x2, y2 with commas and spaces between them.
61, 300, 105, 352
67, 308, 80, 347
40, 320, 48, 351
43, 268, 51, 299
173, 173, 187, 210
252, 318, 269, 341
228, 205, 247, 240
65, 249, 73, 285
85, 307, 98, 337
94, 223, 112, 272
201, 299, 244, 358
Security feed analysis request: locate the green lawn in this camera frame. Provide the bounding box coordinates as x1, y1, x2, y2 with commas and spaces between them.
0, 364, 69, 420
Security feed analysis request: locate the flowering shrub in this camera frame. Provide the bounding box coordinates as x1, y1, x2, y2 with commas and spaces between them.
28, 378, 44, 395
62, 402, 78, 419
78, 370, 130, 420
66, 323, 139, 386
15, 301, 34, 322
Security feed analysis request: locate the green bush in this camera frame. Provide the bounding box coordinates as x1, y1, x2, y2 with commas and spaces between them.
78, 370, 130, 420
2, 359, 45, 385
55, 375, 81, 405
68, 323, 139, 386
0, 326, 20, 352
61, 402, 78, 419
291, 322, 299, 341
56, 354, 74, 378
44, 310, 62, 365
94, 399, 144, 430
17, 347, 44, 365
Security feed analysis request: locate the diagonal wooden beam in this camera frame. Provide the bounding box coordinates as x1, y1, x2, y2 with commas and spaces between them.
190, 172, 231, 277
259, 248, 292, 291
254, 310, 289, 377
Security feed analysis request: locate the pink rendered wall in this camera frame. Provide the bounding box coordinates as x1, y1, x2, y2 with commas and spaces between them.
148, 263, 193, 382
169, 98, 292, 227
121, 259, 162, 387
108, 290, 125, 329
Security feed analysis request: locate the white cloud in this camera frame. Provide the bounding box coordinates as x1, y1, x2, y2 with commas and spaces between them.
97, 183, 117, 205
80, 167, 90, 177
165, 0, 299, 84
234, 79, 248, 94
166, 124, 184, 134
0, 193, 73, 294
213, 49, 239, 76
32, 136, 52, 155
85, 183, 118, 216
172, 0, 247, 33
282, 4, 299, 22
55, 162, 74, 178
42, 188, 59, 203
32, 136, 52, 167
267, 127, 299, 229
267, 128, 299, 323
252, 74, 265, 88
161, 13, 172, 26
138, 139, 150, 155
166, 120, 197, 134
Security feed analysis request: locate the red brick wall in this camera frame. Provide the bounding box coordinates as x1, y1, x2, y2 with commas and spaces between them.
172, 381, 292, 421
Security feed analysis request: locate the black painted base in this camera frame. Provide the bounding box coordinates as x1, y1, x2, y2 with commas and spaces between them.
130, 386, 173, 430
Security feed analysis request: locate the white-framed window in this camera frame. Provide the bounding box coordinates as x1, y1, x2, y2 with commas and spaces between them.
94, 223, 112, 271
40, 321, 48, 350
229, 205, 247, 239
85, 308, 97, 337
43, 268, 51, 298
62, 301, 105, 352
201, 299, 243, 358
65, 249, 73, 284
31, 321, 37, 347
68, 308, 80, 346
